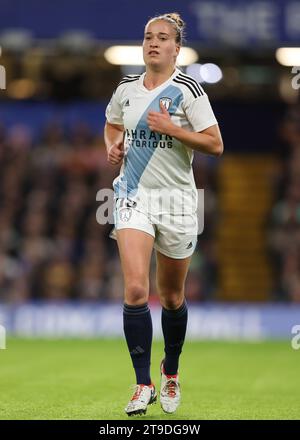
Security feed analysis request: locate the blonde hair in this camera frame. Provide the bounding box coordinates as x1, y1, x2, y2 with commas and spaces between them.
146, 12, 186, 45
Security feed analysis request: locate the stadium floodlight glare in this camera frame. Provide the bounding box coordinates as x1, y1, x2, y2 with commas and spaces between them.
200, 63, 223, 84
0, 29, 33, 52
276, 48, 300, 66
186, 63, 204, 83
58, 31, 95, 53
104, 45, 198, 66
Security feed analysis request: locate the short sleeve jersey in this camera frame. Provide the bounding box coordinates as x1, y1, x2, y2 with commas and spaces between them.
105, 68, 217, 198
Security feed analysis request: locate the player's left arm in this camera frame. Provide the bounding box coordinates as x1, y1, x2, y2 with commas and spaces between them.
169, 123, 223, 157
147, 101, 223, 157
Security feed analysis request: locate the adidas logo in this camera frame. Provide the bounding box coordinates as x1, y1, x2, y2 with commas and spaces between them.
186, 241, 193, 249
130, 345, 145, 355
124, 99, 130, 107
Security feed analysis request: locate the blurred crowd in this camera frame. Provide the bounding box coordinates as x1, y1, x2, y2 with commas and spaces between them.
269, 103, 300, 302
0, 120, 219, 304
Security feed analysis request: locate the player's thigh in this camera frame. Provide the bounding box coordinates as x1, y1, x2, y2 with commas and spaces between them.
116, 228, 154, 294
155, 250, 191, 308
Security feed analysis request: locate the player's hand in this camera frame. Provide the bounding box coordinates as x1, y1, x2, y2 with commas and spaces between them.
147, 101, 175, 135
107, 141, 124, 165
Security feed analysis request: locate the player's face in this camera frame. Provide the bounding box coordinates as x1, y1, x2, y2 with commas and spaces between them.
143, 20, 180, 70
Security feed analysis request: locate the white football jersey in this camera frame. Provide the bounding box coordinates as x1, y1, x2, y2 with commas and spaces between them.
105, 67, 217, 204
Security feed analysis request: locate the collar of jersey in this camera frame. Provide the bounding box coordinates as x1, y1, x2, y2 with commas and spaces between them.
137, 67, 181, 93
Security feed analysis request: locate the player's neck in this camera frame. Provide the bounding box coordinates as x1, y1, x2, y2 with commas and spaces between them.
144, 66, 176, 90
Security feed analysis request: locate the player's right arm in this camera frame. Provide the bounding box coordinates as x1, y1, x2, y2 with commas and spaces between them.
104, 83, 126, 165
104, 121, 124, 165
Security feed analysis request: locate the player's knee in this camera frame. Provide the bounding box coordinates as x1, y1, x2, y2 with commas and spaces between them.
159, 291, 184, 310
125, 282, 148, 305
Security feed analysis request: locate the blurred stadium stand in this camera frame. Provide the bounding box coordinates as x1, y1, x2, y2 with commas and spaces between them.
0, 0, 299, 339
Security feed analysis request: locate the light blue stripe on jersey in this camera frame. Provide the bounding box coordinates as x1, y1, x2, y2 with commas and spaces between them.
115, 85, 183, 197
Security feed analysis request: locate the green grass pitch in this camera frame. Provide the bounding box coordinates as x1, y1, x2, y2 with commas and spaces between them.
0, 338, 299, 420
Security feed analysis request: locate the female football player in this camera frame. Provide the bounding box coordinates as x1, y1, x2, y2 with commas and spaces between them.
104, 12, 223, 416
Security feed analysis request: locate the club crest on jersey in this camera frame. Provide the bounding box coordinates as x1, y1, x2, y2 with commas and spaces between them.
119, 207, 132, 222
159, 97, 172, 111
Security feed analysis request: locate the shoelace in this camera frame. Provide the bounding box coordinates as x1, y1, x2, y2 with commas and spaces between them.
131, 385, 151, 401
164, 379, 178, 398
